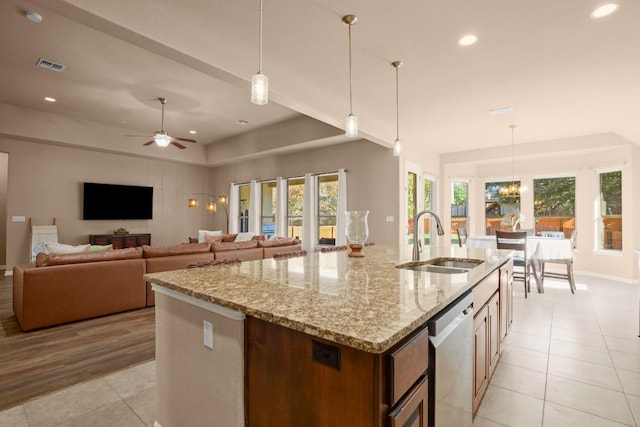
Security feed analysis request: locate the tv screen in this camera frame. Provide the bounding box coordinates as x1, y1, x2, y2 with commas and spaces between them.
83, 182, 153, 220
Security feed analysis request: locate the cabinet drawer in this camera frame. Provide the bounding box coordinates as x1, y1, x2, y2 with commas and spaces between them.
388, 375, 428, 427
473, 270, 499, 312
389, 325, 429, 405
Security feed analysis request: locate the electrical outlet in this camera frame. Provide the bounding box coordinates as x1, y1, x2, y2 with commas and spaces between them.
203, 320, 213, 349
386, 216, 394, 222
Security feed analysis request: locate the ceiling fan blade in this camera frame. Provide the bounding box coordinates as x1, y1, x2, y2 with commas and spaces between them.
171, 141, 187, 149
173, 137, 197, 143
124, 134, 152, 137
143, 140, 155, 146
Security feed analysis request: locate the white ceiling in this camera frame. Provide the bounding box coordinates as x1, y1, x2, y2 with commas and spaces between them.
1, 0, 638, 160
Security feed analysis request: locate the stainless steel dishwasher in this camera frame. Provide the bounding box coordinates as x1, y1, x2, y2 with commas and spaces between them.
427, 291, 474, 427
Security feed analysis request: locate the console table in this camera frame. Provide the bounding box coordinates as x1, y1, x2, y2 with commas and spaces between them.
89, 233, 151, 249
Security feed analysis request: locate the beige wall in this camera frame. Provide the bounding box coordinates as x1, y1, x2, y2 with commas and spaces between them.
0, 136, 220, 270
210, 139, 401, 245
441, 133, 639, 281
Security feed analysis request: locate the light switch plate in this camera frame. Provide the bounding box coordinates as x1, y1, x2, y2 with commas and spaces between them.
386, 216, 394, 222
12, 216, 26, 222
203, 320, 213, 349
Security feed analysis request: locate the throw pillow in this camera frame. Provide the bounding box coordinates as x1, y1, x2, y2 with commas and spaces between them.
90, 244, 113, 252
198, 229, 222, 243
45, 242, 91, 255
205, 234, 224, 243
234, 232, 255, 242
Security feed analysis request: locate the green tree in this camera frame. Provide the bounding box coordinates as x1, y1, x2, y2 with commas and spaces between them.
453, 182, 468, 206
600, 171, 622, 215
534, 177, 575, 217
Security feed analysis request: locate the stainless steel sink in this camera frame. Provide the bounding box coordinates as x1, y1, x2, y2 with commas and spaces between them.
396, 257, 484, 274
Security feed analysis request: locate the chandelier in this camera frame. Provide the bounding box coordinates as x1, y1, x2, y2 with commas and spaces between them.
499, 124, 520, 199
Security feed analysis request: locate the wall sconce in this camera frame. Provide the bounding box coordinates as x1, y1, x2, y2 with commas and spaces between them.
188, 193, 229, 231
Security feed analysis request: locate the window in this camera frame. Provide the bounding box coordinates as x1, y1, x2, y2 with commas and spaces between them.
598, 170, 622, 250
318, 174, 338, 245
407, 172, 417, 245
238, 184, 251, 232
287, 177, 305, 239
261, 181, 277, 237
450, 181, 469, 244
484, 181, 521, 235
423, 178, 435, 244
533, 177, 575, 237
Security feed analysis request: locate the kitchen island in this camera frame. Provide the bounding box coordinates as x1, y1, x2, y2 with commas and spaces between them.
146, 245, 512, 427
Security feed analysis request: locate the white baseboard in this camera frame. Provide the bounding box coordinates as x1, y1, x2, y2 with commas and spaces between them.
575, 270, 639, 285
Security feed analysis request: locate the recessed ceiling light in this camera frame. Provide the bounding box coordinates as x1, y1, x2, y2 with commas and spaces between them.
189, 130, 197, 134
25, 10, 43, 23
458, 34, 478, 46
488, 106, 513, 116
44, 97, 56, 103
236, 120, 249, 125
591, 3, 619, 18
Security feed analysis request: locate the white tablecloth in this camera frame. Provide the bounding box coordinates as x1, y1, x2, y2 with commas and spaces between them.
467, 235, 573, 261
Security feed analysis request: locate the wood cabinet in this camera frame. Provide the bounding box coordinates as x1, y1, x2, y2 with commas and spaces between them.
246, 316, 429, 427
389, 376, 429, 427
473, 304, 489, 414
472, 260, 513, 416
500, 260, 514, 344
89, 233, 151, 249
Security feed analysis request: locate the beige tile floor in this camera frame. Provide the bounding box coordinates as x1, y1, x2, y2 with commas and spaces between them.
1, 274, 639, 426
475, 274, 640, 427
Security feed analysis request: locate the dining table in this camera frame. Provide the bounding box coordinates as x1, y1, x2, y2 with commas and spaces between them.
466, 235, 574, 293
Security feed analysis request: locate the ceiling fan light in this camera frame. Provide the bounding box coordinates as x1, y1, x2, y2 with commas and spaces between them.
251, 72, 268, 105
346, 114, 358, 137
154, 133, 171, 147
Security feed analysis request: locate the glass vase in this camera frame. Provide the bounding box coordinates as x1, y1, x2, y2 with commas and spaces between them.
345, 210, 369, 257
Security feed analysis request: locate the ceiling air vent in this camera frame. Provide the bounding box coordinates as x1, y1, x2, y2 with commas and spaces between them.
36, 58, 65, 72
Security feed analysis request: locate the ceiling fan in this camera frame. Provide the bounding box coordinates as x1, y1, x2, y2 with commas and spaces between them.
127, 97, 197, 149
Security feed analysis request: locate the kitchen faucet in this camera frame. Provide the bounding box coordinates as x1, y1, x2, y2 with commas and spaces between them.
412, 210, 445, 261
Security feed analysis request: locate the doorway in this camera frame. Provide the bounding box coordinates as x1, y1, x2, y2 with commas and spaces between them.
0, 152, 7, 269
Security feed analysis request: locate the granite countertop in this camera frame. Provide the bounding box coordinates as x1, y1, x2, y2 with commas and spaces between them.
145, 245, 510, 354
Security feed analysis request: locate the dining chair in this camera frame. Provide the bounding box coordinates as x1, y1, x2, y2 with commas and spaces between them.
456, 228, 468, 247
496, 230, 530, 298
539, 231, 576, 293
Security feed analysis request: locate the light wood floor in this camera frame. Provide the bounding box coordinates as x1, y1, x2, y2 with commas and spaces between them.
0, 271, 155, 410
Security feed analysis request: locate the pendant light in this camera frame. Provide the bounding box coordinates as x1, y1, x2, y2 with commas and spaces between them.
251, 0, 268, 105
498, 124, 520, 199
391, 60, 403, 157
342, 15, 358, 137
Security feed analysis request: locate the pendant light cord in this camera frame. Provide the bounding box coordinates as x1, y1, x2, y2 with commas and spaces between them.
395, 65, 400, 140
348, 22, 353, 115
258, 0, 263, 73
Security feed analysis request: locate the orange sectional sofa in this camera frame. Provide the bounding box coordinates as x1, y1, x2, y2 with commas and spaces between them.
13, 238, 302, 331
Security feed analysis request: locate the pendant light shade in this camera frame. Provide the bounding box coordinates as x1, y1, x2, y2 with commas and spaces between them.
391, 60, 403, 157
251, 0, 268, 105
342, 15, 358, 137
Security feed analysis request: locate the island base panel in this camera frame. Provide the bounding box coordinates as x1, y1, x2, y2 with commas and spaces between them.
155, 292, 245, 427
246, 316, 385, 427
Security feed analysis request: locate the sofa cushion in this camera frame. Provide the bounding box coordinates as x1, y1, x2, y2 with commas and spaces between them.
222, 233, 237, 242
142, 243, 211, 258
234, 232, 255, 242
213, 240, 258, 252
36, 247, 143, 267
205, 234, 224, 243
258, 237, 301, 248
198, 229, 222, 243
45, 242, 91, 255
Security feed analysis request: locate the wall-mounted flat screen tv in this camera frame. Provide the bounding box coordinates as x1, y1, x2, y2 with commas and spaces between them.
83, 182, 153, 220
